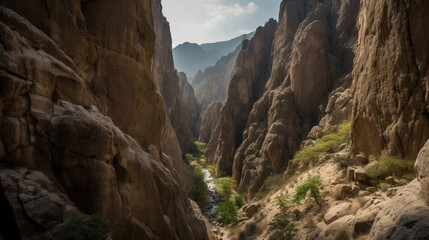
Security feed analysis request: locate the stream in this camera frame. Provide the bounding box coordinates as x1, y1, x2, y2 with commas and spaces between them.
201, 168, 221, 223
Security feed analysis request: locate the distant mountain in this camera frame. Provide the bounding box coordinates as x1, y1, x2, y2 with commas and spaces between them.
173, 32, 255, 82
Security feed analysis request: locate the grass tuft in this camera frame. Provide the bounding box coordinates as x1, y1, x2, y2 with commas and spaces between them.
292, 122, 350, 165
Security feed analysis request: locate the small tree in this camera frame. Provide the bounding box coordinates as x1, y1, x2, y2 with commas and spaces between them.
268, 194, 297, 240
293, 175, 323, 206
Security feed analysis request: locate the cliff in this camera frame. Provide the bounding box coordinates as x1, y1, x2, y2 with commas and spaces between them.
178, 72, 201, 137
208, 0, 359, 196
350, 0, 429, 160
0, 1, 208, 239
194, 45, 241, 110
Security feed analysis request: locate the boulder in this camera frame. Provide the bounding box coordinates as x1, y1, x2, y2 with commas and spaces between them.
353, 197, 387, 235
243, 203, 261, 218
324, 202, 352, 224
415, 139, 429, 205
370, 180, 429, 239
333, 184, 352, 200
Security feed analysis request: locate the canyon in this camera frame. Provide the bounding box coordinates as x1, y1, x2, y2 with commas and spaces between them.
0, 0, 429, 240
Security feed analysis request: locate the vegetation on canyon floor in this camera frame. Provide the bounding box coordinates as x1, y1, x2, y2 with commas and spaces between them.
293, 122, 350, 165
56, 214, 110, 240
366, 155, 415, 190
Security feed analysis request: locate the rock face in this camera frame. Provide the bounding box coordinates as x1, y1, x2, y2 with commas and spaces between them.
207, 19, 278, 175
198, 100, 223, 143
0, 1, 208, 239
0, 169, 80, 240
207, 0, 360, 196
178, 72, 201, 137
369, 180, 429, 240
415, 139, 429, 205
350, 0, 429, 159
151, 0, 195, 154
173, 32, 254, 81
194, 45, 241, 110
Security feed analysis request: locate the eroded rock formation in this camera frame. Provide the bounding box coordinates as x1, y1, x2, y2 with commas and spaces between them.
194, 46, 241, 110
0, 1, 208, 239
350, 0, 429, 160
208, 0, 360, 196
198, 100, 223, 143
151, 0, 195, 154
178, 72, 201, 137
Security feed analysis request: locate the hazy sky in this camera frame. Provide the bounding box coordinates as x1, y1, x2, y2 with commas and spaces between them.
162, 0, 281, 46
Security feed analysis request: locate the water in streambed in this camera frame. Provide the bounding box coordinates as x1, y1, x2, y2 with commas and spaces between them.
201, 168, 221, 223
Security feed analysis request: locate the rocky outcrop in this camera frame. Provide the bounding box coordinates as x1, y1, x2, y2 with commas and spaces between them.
208, 0, 360, 196
0, 169, 81, 240
206, 19, 278, 174
350, 0, 429, 160
198, 100, 223, 143
0, 1, 208, 239
151, 0, 195, 154
178, 72, 201, 137
194, 46, 241, 110
369, 180, 429, 240
415, 139, 429, 205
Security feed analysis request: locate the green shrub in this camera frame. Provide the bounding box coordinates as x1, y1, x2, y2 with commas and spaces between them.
255, 149, 261, 157
275, 194, 292, 211
268, 213, 297, 240
191, 165, 210, 208
217, 199, 238, 224
293, 175, 323, 205
292, 122, 350, 165
56, 214, 110, 240
334, 155, 349, 169
232, 193, 245, 208
195, 141, 207, 155
366, 155, 415, 185
218, 178, 236, 200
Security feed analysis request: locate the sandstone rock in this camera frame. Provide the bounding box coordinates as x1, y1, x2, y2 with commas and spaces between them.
333, 184, 352, 200
370, 180, 429, 240
178, 72, 201, 138
366, 187, 377, 193
151, 0, 196, 153
354, 168, 366, 182
351, 0, 429, 160
415, 139, 429, 205
356, 155, 368, 165
0, 168, 80, 239
243, 203, 261, 218
322, 215, 354, 240
359, 191, 371, 197
353, 197, 387, 235
385, 176, 394, 184
198, 100, 223, 143
194, 46, 241, 110
351, 183, 361, 197
347, 167, 355, 181
324, 202, 351, 224
207, 19, 278, 176
0, 3, 208, 239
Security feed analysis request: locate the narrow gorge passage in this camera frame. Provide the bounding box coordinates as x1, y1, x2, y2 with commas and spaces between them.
1, 0, 429, 240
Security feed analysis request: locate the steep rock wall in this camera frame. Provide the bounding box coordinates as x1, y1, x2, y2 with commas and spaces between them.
350, 0, 429, 160
0, 1, 208, 239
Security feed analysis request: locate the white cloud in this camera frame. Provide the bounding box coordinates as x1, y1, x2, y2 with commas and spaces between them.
200, 1, 258, 28
162, 0, 280, 45
239, 28, 252, 34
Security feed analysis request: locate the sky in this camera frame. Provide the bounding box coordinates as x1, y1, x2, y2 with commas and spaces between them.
162, 0, 282, 46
